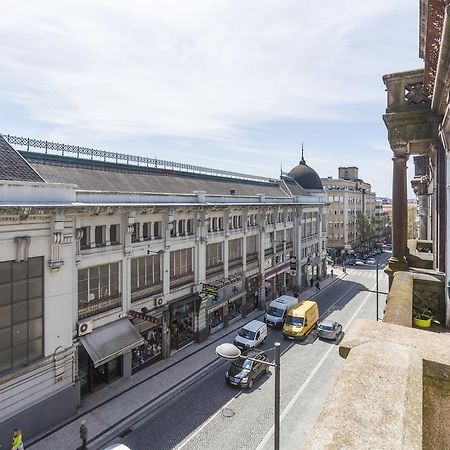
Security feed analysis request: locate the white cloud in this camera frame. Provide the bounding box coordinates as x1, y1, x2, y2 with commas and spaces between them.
0, 0, 417, 140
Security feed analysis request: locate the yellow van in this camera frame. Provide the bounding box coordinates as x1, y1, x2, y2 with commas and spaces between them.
283, 300, 319, 340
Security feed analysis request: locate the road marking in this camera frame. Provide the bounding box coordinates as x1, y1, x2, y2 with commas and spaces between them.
255, 282, 377, 450
318, 284, 356, 320
176, 393, 241, 449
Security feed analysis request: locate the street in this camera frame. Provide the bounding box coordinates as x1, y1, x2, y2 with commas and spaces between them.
116, 254, 389, 450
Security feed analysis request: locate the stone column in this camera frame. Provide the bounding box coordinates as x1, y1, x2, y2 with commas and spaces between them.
437, 142, 447, 273
386, 149, 409, 282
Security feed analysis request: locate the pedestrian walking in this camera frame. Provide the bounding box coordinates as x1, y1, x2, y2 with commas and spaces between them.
331, 269, 334, 277
315, 281, 320, 291
79, 420, 88, 450
10, 428, 24, 450
310, 278, 314, 288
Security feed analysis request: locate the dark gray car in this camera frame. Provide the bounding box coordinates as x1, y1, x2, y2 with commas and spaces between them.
317, 320, 342, 341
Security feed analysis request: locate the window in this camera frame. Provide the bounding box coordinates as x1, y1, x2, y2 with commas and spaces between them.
170, 248, 193, 278
131, 254, 161, 291
131, 223, 140, 243
206, 243, 223, 268
110, 224, 120, 245
0, 257, 44, 374
78, 263, 120, 303
143, 222, 151, 240
80, 227, 90, 250
246, 235, 258, 256
186, 219, 193, 235
154, 221, 162, 239
95, 225, 105, 247
229, 238, 242, 261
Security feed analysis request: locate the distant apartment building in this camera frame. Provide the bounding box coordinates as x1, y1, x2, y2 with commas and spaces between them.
321, 167, 376, 251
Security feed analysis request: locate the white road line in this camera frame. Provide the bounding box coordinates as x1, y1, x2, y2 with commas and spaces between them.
319, 284, 356, 320
176, 393, 240, 449
255, 282, 377, 450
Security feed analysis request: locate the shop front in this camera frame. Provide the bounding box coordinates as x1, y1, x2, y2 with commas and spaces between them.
78, 319, 144, 397
245, 274, 260, 314
264, 261, 290, 303
204, 276, 245, 332
170, 295, 200, 351
128, 310, 164, 374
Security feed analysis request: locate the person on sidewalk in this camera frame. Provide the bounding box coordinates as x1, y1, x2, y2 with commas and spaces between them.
331, 269, 334, 277
310, 278, 314, 288
79, 420, 88, 450
10, 428, 24, 450
315, 281, 320, 291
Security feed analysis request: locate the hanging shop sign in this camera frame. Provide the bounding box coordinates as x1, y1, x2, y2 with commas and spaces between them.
128, 309, 161, 325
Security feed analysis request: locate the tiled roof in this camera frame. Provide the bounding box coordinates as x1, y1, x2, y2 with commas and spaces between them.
0, 136, 44, 182
23, 153, 297, 198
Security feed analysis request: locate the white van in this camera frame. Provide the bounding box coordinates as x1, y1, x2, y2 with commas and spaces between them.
265, 295, 298, 327
233, 320, 268, 350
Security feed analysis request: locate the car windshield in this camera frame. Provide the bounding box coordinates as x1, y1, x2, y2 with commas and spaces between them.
285, 316, 304, 326
267, 306, 284, 317
232, 359, 253, 371
238, 328, 256, 340
319, 323, 334, 331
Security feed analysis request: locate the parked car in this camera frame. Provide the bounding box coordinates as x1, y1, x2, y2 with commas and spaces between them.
234, 320, 267, 350
317, 320, 343, 341
265, 295, 298, 327
354, 260, 365, 266
225, 350, 269, 389
366, 258, 376, 265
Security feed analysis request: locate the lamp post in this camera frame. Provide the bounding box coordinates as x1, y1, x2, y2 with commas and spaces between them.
376, 261, 379, 321
216, 342, 281, 450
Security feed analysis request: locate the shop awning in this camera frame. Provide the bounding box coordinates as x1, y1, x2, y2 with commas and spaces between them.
80, 319, 144, 368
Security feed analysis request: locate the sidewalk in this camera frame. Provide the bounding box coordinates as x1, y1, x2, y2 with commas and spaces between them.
28, 271, 345, 450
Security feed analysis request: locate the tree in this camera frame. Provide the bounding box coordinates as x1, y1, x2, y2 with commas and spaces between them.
407, 204, 418, 239
356, 212, 375, 244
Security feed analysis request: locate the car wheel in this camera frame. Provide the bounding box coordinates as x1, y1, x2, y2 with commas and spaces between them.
248, 379, 254, 389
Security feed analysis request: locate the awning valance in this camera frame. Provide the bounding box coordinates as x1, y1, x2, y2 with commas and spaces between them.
80, 319, 144, 368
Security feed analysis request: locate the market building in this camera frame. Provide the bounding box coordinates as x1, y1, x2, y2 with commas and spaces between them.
0, 135, 326, 442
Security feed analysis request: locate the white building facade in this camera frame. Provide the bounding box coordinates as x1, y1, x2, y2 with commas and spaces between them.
0, 135, 326, 445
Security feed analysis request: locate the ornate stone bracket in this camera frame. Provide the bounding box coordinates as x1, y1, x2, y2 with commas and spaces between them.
15, 236, 31, 262
49, 232, 65, 270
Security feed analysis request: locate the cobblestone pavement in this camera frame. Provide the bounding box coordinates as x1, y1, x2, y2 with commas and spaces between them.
118, 256, 389, 450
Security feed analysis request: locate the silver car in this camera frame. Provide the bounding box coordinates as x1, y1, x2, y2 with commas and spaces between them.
317, 320, 343, 341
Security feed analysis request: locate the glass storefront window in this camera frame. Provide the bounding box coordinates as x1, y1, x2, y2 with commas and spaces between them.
209, 308, 224, 329
170, 302, 194, 350
132, 327, 163, 373
228, 299, 242, 321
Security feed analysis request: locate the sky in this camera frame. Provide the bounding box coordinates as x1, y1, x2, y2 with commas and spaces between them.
0, 0, 422, 197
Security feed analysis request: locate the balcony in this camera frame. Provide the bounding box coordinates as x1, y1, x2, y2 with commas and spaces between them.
304, 268, 448, 449
78, 295, 122, 320
246, 254, 259, 271
206, 264, 224, 279
131, 283, 163, 303
170, 273, 195, 289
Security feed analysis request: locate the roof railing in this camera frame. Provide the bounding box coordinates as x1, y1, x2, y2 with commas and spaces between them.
1, 133, 278, 184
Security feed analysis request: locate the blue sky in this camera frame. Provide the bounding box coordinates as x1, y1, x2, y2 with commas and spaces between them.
0, 0, 422, 197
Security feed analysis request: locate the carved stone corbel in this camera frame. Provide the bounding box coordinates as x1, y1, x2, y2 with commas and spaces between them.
15, 236, 31, 262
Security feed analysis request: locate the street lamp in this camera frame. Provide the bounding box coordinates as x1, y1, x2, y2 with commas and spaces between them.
216, 342, 281, 450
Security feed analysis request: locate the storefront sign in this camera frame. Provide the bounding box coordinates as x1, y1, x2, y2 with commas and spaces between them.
128, 309, 161, 325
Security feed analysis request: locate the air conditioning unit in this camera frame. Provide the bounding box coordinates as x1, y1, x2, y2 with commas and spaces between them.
154, 297, 164, 307
77, 320, 93, 337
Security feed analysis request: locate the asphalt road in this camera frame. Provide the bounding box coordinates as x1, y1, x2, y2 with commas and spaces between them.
120, 253, 390, 450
